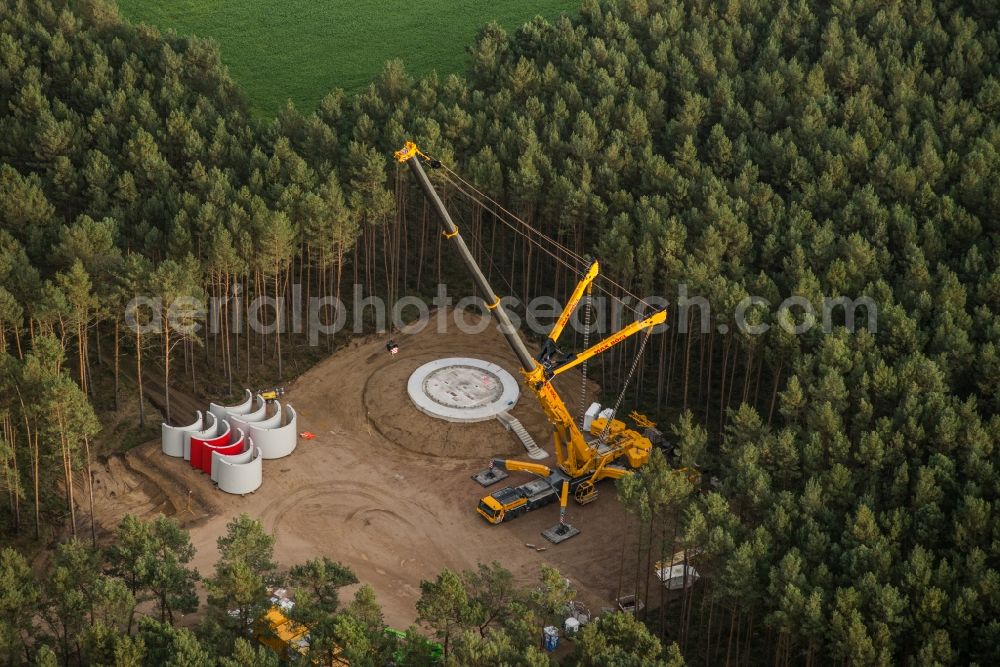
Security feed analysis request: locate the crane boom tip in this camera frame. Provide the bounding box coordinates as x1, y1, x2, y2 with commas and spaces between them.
394, 141, 419, 163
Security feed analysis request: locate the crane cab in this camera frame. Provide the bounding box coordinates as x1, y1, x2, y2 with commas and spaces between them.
477, 494, 514, 524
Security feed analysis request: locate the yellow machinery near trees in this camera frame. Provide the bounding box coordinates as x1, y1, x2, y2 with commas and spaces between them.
396, 141, 668, 519
255, 604, 349, 666
628, 410, 656, 429
258, 387, 285, 402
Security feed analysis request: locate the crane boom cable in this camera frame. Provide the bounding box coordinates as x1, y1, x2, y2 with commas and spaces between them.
439, 172, 584, 278
437, 176, 512, 292
436, 169, 650, 319
426, 154, 657, 315
599, 325, 654, 444
462, 202, 518, 303
438, 170, 647, 320
439, 162, 650, 308
434, 158, 591, 265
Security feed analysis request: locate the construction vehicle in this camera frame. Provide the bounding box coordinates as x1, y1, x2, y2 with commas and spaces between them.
478, 477, 559, 524
255, 604, 349, 665
259, 387, 285, 402
479, 462, 581, 543
475, 459, 558, 523
396, 141, 668, 515
476, 459, 563, 525
616, 594, 645, 615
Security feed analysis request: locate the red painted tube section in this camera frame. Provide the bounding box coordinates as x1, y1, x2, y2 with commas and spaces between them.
191, 428, 231, 471
202, 436, 244, 475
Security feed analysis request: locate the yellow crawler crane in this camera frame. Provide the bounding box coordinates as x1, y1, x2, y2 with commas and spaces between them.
396, 141, 666, 515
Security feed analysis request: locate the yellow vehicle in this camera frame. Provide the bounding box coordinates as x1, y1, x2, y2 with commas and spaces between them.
475, 460, 556, 524
476, 478, 559, 524
259, 387, 285, 402
255, 605, 349, 666
629, 410, 656, 429
397, 141, 669, 514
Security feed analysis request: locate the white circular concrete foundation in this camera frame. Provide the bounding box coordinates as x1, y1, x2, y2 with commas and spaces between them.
407, 358, 520, 422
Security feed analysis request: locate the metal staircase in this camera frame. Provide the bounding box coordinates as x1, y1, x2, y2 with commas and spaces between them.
496, 412, 548, 460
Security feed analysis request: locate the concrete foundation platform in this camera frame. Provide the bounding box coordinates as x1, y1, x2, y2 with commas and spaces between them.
408, 358, 519, 423
472, 467, 509, 487
542, 523, 580, 544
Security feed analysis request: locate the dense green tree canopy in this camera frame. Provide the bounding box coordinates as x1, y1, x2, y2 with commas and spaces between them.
0, 0, 998, 664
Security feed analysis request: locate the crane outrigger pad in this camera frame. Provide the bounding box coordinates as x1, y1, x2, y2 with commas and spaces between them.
542, 522, 580, 544
472, 467, 509, 487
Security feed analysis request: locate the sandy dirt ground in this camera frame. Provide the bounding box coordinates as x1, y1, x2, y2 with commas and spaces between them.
94, 310, 642, 628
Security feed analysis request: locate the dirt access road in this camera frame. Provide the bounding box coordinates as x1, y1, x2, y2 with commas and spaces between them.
99, 310, 640, 628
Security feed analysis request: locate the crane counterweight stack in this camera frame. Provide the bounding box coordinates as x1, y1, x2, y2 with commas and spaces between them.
396, 141, 670, 525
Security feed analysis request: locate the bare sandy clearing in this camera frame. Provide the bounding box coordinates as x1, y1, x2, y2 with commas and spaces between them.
96, 311, 638, 627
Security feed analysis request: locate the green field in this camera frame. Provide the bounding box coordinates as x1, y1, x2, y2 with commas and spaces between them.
117, 0, 579, 117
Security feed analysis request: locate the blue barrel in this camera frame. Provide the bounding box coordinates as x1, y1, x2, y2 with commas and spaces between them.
543, 626, 560, 652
